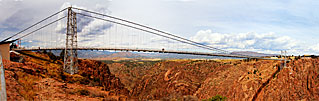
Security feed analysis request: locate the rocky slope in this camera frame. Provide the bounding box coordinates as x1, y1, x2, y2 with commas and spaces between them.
195, 60, 280, 100
3, 51, 130, 100
2, 51, 318, 100
256, 58, 319, 100
106, 59, 277, 100
106, 58, 319, 100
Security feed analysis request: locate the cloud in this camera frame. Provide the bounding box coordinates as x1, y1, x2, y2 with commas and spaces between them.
178, 0, 195, 2
1, 8, 34, 28
0, 0, 23, 22
55, 2, 94, 34
55, 2, 113, 39
190, 29, 311, 55
0, 0, 66, 40
2, 0, 317, 55
15, 2, 111, 48
174, 0, 195, 2
164, 0, 195, 2
0, 0, 28, 39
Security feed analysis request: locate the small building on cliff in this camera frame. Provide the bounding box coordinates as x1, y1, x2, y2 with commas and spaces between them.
0, 41, 14, 60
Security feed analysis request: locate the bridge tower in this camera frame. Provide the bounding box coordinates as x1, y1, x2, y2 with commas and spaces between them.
64, 7, 78, 75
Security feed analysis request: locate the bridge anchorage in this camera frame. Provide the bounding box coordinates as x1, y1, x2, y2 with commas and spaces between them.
63, 7, 78, 75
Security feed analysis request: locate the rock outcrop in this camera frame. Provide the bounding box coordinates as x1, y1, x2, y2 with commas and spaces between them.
2, 51, 130, 100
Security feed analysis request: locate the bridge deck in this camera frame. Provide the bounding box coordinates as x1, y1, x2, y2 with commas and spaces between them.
13, 47, 285, 61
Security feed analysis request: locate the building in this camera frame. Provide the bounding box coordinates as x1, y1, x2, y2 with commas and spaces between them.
0, 41, 14, 60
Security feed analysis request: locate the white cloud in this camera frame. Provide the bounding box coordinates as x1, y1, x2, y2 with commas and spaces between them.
19, 2, 112, 48
164, 0, 195, 2
2, 0, 318, 55
308, 44, 319, 53
190, 29, 314, 55
176, 0, 195, 2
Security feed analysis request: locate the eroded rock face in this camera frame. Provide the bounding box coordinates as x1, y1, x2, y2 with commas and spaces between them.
195, 60, 280, 100
114, 60, 231, 100
4, 51, 318, 100
195, 59, 319, 101
3, 51, 130, 100
78, 59, 129, 95
110, 59, 318, 100
257, 59, 319, 101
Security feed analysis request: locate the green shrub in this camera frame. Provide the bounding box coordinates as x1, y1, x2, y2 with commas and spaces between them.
203, 95, 227, 101
253, 70, 257, 74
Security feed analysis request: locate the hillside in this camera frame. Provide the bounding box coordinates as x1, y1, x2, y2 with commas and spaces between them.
230, 51, 277, 57
106, 58, 319, 100
3, 51, 130, 100
2, 51, 318, 100
93, 52, 145, 60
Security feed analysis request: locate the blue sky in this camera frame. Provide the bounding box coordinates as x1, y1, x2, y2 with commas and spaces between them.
0, 0, 318, 55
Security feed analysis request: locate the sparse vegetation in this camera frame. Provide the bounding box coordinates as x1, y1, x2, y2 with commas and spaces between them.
15, 71, 39, 100
203, 95, 227, 101
3, 51, 319, 100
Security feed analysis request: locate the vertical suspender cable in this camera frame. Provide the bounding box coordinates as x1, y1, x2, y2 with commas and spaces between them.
72, 7, 228, 53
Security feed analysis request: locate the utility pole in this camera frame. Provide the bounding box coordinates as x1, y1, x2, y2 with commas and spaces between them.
280, 50, 288, 68
280, 50, 283, 69
0, 51, 7, 101
63, 7, 78, 75
17, 39, 21, 49
284, 50, 287, 68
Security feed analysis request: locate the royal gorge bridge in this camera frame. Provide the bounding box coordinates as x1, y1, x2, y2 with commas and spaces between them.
1, 7, 282, 75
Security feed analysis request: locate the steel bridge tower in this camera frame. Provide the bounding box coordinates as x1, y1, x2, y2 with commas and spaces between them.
64, 7, 78, 75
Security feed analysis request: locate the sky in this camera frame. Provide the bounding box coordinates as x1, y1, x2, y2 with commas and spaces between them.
0, 0, 318, 55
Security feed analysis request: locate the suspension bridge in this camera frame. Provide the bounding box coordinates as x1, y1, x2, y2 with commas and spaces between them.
1, 7, 280, 75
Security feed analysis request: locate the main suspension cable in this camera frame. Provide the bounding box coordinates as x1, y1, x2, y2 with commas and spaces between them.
72, 7, 228, 53
17, 16, 67, 39
77, 13, 226, 53
1, 7, 68, 42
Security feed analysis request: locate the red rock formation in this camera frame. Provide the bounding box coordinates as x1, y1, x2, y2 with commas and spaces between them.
78, 59, 129, 95
195, 60, 279, 100
105, 58, 319, 100
128, 60, 223, 100
4, 51, 318, 100
2, 51, 130, 100
257, 58, 319, 100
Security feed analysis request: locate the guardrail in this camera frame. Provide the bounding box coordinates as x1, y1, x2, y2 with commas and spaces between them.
0, 51, 7, 101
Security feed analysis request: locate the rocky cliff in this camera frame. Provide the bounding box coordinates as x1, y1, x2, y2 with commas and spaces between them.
3, 51, 130, 100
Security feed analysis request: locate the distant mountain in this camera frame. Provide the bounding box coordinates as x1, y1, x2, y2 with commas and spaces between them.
230, 51, 277, 57
78, 51, 114, 58
138, 52, 225, 59
90, 51, 229, 60
50, 50, 114, 58
105, 52, 144, 58
51, 50, 231, 60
